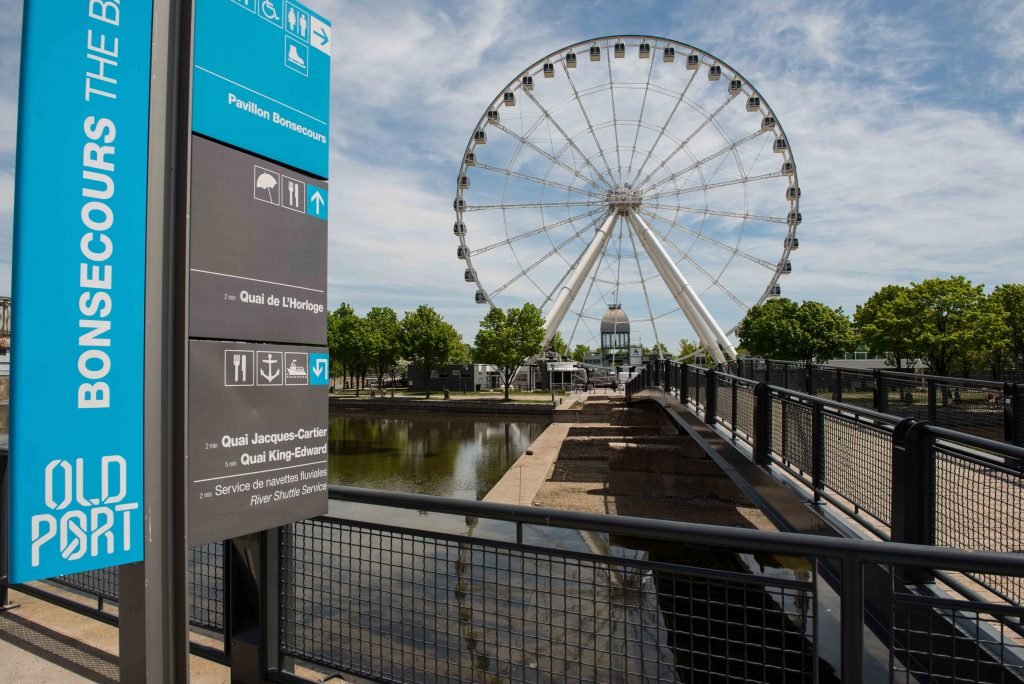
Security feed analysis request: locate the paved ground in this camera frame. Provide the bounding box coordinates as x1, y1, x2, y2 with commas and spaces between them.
487, 392, 775, 531
0, 587, 230, 682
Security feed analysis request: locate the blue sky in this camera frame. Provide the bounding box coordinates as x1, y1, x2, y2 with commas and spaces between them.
1, 0, 1022, 350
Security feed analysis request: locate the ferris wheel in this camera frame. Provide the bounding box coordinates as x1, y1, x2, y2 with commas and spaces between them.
453, 36, 801, 365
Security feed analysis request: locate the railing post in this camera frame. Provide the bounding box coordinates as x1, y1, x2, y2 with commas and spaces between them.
927, 378, 937, 423
731, 378, 738, 439
840, 555, 865, 684
681, 363, 689, 405
812, 402, 824, 503
664, 360, 671, 393
705, 368, 717, 425
764, 359, 772, 384
753, 382, 771, 466
1004, 382, 1020, 446
891, 419, 936, 584
0, 446, 13, 611
835, 367, 843, 403
874, 370, 888, 413
806, 362, 815, 395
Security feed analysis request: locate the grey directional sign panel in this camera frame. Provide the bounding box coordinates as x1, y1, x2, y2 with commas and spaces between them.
188, 339, 329, 545
189, 135, 328, 345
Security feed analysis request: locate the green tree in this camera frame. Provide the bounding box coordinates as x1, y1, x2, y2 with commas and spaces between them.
737, 298, 804, 360
993, 284, 1024, 370
473, 303, 546, 400
677, 338, 701, 360
795, 301, 859, 364
854, 284, 917, 369
738, 298, 857, 363
958, 293, 1010, 379
905, 276, 987, 377
649, 341, 672, 359
399, 305, 463, 399
549, 331, 569, 359
363, 306, 401, 388
570, 344, 591, 362
329, 303, 365, 390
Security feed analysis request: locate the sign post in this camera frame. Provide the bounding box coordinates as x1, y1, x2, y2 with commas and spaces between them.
10, 1, 330, 679
10, 0, 154, 584
187, 1, 331, 681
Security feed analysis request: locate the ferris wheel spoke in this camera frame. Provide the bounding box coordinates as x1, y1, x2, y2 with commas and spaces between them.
490, 122, 604, 190
638, 208, 779, 270
473, 161, 604, 198
635, 94, 735, 191
606, 54, 623, 182
472, 208, 604, 256
629, 68, 700, 187
641, 203, 789, 225
465, 200, 602, 212
521, 87, 614, 189
645, 170, 784, 201
561, 62, 619, 183
623, 218, 664, 354
642, 130, 768, 196
625, 50, 659, 179
488, 213, 605, 298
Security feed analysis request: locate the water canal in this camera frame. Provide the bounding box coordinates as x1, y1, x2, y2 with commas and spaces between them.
327, 411, 550, 499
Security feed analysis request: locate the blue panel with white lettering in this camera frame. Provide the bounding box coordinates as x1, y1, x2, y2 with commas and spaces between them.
193, 0, 331, 178
10, 0, 151, 582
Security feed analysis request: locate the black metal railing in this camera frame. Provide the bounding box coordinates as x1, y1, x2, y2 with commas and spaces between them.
629, 360, 1024, 607
724, 358, 1021, 446
7, 485, 1024, 682
272, 487, 1024, 683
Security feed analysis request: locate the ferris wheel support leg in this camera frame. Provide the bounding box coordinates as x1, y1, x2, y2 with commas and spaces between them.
623, 213, 720, 362
626, 211, 738, 364
543, 210, 618, 345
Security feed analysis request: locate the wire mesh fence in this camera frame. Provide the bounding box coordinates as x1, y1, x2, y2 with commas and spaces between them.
890, 595, 1024, 682
280, 514, 826, 683
933, 444, 1024, 606
49, 543, 226, 633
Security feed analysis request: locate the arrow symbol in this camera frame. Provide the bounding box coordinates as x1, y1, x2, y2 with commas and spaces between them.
310, 190, 325, 213
313, 359, 328, 378
314, 26, 329, 46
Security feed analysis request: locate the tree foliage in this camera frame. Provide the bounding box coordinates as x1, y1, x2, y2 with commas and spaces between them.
549, 332, 569, 359
993, 284, 1024, 369
363, 306, 401, 388
904, 276, 989, 377
738, 298, 857, 363
854, 285, 916, 369
570, 344, 591, 362
473, 303, 546, 400
399, 305, 463, 399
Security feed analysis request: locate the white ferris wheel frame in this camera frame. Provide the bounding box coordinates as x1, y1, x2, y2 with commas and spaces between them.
454, 35, 801, 365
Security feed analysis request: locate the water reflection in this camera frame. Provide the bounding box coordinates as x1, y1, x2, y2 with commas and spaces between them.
328, 412, 550, 500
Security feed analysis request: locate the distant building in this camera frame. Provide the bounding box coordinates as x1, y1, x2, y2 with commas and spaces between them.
600, 304, 630, 368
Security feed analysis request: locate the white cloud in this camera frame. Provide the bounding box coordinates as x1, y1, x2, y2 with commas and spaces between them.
0, 1, 1020, 350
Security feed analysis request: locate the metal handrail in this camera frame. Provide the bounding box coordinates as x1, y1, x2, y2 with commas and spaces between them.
326, 485, 1024, 575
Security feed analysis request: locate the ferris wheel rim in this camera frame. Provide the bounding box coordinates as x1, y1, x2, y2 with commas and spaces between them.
455, 35, 800, 352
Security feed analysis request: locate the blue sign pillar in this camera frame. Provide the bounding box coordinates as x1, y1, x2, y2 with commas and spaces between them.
9, 2, 153, 582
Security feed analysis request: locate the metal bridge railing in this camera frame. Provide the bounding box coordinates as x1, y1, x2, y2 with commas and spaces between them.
7, 486, 1024, 681
723, 358, 1022, 446
630, 360, 1024, 608
272, 486, 1024, 683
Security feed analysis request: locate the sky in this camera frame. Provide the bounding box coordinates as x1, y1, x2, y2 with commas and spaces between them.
1, 0, 1022, 351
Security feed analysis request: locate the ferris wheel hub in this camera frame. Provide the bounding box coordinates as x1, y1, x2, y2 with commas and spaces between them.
605, 185, 643, 211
